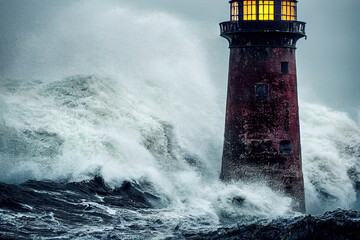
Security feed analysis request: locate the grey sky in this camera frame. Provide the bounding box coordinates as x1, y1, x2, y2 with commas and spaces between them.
0, 0, 359, 117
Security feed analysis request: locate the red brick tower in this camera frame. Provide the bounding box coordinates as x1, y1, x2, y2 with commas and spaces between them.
220, 0, 306, 212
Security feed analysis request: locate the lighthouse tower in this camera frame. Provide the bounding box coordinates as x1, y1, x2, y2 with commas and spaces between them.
220, 0, 306, 212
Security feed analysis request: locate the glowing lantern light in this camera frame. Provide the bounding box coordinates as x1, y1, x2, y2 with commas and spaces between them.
229, 0, 297, 22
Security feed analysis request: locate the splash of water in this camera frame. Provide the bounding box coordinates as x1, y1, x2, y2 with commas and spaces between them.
300, 102, 360, 213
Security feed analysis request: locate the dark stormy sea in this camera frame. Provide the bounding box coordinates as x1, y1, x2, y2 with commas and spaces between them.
1, 2, 360, 239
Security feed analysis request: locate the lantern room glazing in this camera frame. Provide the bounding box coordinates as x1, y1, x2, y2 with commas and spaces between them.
230, 0, 297, 21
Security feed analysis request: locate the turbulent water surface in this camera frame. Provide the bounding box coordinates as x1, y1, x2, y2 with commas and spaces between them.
0, 1, 360, 239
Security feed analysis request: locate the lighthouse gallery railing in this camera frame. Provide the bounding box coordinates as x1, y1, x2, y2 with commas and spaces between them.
220, 21, 306, 36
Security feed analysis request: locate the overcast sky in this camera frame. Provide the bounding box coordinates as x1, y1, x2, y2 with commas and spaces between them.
0, 0, 359, 117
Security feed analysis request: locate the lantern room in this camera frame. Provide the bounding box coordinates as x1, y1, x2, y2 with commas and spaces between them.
230, 0, 297, 21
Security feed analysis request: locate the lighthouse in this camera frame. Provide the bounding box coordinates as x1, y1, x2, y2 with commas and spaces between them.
220, 0, 306, 212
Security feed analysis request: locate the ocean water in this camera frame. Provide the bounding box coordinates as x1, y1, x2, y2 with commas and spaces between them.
0, 1, 359, 239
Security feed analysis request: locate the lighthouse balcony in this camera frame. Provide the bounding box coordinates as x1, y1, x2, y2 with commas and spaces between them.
220, 20, 305, 36
220, 20, 306, 48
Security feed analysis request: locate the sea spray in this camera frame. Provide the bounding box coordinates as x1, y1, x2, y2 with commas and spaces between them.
301, 102, 360, 213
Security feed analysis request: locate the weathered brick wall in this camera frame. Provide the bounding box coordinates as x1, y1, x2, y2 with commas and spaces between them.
220, 47, 305, 212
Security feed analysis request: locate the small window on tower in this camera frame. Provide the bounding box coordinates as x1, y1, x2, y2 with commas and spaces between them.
255, 83, 269, 102
281, 62, 289, 74
280, 140, 292, 154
